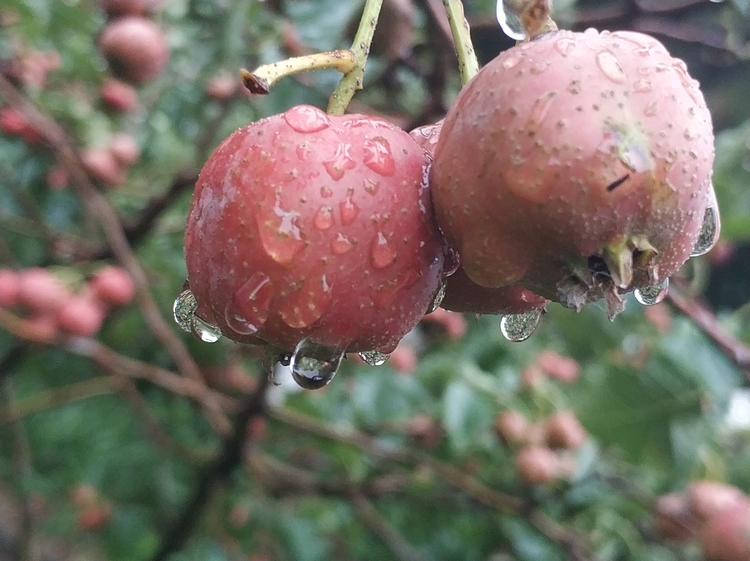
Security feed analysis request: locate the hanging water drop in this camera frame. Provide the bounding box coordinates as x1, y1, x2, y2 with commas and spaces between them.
359, 350, 390, 366
192, 316, 222, 343
173, 288, 197, 332
690, 206, 720, 257
290, 339, 344, 390
634, 278, 669, 306
427, 280, 446, 314
500, 309, 542, 342
496, 0, 526, 41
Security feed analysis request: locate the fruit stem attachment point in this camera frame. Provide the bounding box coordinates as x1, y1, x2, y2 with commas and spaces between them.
443, 0, 479, 85
327, 0, 384, 115
240, 50, 357, 95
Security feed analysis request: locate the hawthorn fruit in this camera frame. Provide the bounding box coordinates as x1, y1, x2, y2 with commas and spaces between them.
185, 105, 445, 354
431, 29, 715, 317
99, 17, 169, 84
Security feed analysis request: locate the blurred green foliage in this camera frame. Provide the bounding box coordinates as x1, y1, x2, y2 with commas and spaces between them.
1, 1, 750, 560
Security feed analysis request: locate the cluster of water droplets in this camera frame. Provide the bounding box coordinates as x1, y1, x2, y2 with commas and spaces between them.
173, 287, 222, 343
496, 0, 526, 41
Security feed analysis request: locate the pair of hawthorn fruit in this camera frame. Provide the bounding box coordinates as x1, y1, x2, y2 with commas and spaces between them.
181, 28, 718, 380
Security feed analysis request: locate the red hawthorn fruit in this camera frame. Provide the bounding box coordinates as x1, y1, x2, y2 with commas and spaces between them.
700, 502, 750, 561
409, 121, 547, 315
653, 493, 695, 542
185, 105, 445, 354
80, 148, 126, 187
100, 78, 138, 112
57, 296, 106, 337
536, 350, 581, 383
89, 266, 135, 306
494, 409, 530, 445
0, 106, 27, 135
420, 308, 467, 339
0, 269, 20, 307
99, 17, 169, 84
515, 445, 560, 485
688, 480, 749, 521
23, 313, 59, 343
109, 132, 140, 167
99, 0, 163, 17
431, 29, 715, 317
17, 268, 72, 313
206, 73, 238, 101
543, 410, 588, 449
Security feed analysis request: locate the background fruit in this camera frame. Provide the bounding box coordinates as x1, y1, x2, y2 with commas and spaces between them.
185, 105, 445, 354
99, 17, 169, 84
431, 29, 715, 315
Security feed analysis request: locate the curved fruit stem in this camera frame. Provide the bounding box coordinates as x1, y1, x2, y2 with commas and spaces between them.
240, 50, 357, 95
443, 0, 479, 85
327, 0, 384, 115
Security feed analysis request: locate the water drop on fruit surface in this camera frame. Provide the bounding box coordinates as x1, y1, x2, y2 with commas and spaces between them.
370, 232, 396, 269
363, 137, 395, 176
226, 272, 272, 335
331, 233, 354, 255
257, 198, 306, 265
596, 51, 627, 84
173, 288, 197, 332
290, 339, 344, 389
634, 278, 669, 306
323, 143, 357, 181
496, 0, 526, 41
554, 38, 577, 57
633, 79, 653, 93
427, 280, 446, 314
359, 350, 390, 366
442, 247, 460, 278
192, 316, 222, 343
500, 309, 542, 342
284, 105, 331, 134
314, 205, 334, 230
339, 189, 360, 226
691, 205, 720, 257
278, 274, 332, 329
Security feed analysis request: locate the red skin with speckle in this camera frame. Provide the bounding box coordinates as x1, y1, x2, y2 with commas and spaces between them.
186, 105, 444, 353
431, 29, 714, 306
410, 121, 547, 315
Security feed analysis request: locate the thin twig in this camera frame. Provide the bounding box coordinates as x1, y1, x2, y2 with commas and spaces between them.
442, 0, 479, 85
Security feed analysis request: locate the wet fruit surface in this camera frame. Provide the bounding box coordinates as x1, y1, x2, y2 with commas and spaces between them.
185, 105, 444, 354
431, 29, 716, 316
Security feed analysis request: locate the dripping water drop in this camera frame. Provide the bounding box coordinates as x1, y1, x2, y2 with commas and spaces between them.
500, 309, 543, 342
427, 280, 446, 314
690, 206, 720, 257
496, 0, 526, 41
634, 278, 669, 306
173, 288, 197, 333
359, 350, 391, 366
290, 339, 344, 390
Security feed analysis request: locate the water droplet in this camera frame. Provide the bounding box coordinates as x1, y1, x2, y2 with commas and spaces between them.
691, 205, 720, 257
364, 179, 380, 196
634, 278, 669, 306
531, 61, 550, 75
684, 127, 700, 141
284, 105, 331, 133
257, 196, 306, 265
359, 350, 390, 366
427, 280, 446, 314
339, 188, 359, 226
320, 185, 333, 198
442, 247, 460, 278
226, 272, 272, 335
323, 143, 357, 181
173, 289, 197, 332
554, 38, 577, 57
502, 55, 522, 69
644, 101, 658, 116
370, 232, 396, 269
279, 274, 332, 329
192, 316, 222, 343
314, 205, 334, 230
596, 51, 626, 84
290, 339, 344, 390
633, 79, 652, 93
331, 233, 354, 255
496, 0, 526, 40
500, 309, 542, 342
363, 137, 395, 177
528, 91, 557, 128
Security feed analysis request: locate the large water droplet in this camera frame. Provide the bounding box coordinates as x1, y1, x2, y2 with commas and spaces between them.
278, 274, 332, 329
370, 232, 396, 269
691, 205, 720, 257
427, 280, 446, 314
192, 316, 222, 343
633, 79, 652, 93
359, 350, 390, 366
554, 38, 577, 57
226, 272, 272, 335
596, 51, 626, 84
634, 278, 669, 306
284, 105, 331, 134
442, 247, 460, 278
339, 188, 360, 226
502, 54, 522, 70
290, 339, 344, 390
500, 309, 542, 342
528, 91, 557, 128
331, 233, 354, 255
257, 196, 306, 265
173, 288, 197, 332
323, 143, 357, 181
363, 137, 395, 176
496, 0, 526, 40
314, 205, 334, 230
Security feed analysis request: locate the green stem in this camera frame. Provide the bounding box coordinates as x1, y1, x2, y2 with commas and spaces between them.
327, 0, 384, 115
442, 0, 479, 85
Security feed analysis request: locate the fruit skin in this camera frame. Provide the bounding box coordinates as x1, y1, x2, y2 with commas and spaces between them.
99, 17, 169, 84
688, 480, 748, 521
543, 411, 588, 449
700, 502, 750, 561
185, 105, 445, 354
57, 296, 106, 337
17, 268, 72, 313
431, 29, 714, 315
81, 148, 125, 186
0, 269, 21, 307
100, 78, 138, 112
89, 266, 135, 306
409, 121, 547, 315
515, 445, 559, 485
109, 133, 140, 167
